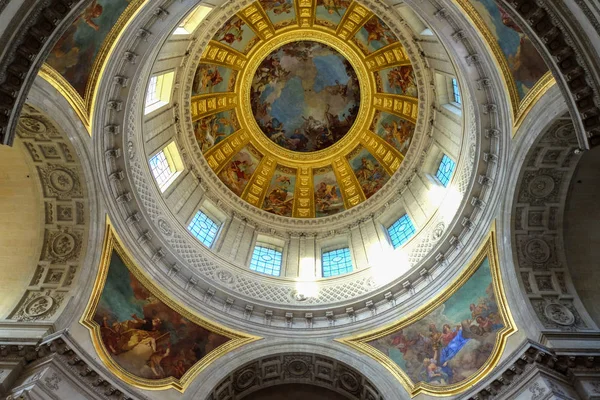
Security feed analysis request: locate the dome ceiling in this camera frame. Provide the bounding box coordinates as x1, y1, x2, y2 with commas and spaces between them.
190, 0, 419, 218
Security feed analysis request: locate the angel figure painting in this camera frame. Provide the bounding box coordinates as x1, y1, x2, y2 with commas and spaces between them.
469, 0, 548, 98
348, 148, 389, 199
260, 0, 296, 26
380, 66, 418, 97
93, 250, 230, 381
218, 147, 261, 196
373, 112, 415, 155
213, 15, 257, 54
315, 0, 351, 27
262, 167, 296, 217
192, 64, 235, 96
314, 168, 345, 217
194, 110, 239, 153
46, 0, 133, 96
367, 257, 504, 387
355, 16, 398, 54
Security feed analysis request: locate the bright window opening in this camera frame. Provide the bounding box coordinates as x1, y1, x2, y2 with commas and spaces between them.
322, 247, 353, 277
388, 214, 416, 249
188, 210, 220, 248
451, 78, 461, 105
436, 154, 456, 187
250, 245, 282, 276
173, 5, 212, 35
149, 141, 183, 192
145, 71, 175, 114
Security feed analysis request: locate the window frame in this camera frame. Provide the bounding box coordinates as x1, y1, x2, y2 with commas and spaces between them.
435, 154, 456, 188
387, 213, 416, 249
149, 141, 184, 192
249, 244, 283, 277
173, 5, 212, 35
321, 247, 353, 277
451, 77, 461, 105
144, 71, 175, 115
187, 209, 221, 248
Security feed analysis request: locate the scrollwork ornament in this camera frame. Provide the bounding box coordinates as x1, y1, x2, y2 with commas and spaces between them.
234, 367, 256, 391
38, 164, 83, 200
216, 269, 235, 285
157, 218, 173, 236
528, 174, 555, 198
544, 303, 575, 326
431, 221, 446, 241
339, 371, 360, 393
24, 295, 54, 317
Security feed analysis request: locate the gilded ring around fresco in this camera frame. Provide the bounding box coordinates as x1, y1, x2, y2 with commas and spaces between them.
238, 30, 372, 164
191, 0, 419, 218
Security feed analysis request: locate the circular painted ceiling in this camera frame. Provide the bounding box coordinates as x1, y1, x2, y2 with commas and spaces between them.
251, 41, 361, 152
190, 0, 419, 218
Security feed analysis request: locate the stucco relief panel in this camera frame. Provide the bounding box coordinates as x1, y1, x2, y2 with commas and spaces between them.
8, 105, 89, 322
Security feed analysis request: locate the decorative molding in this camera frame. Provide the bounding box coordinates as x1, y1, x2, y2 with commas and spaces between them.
512, 118, 593, 332
0, 0, 91, 146
207, 352, 383, 400
0, 333, 140, 399
8, 105, 89, 323
79, 219, 260, 393
496, 0, 600, 150
465, 341, 600, 400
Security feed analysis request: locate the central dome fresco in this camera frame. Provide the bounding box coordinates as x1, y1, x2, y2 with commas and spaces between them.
251, 41, 361, 152
190, 0, 419, 218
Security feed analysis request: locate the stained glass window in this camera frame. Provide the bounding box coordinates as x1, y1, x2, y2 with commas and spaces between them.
250, 245, 282, 276
388, 214, 416, 249
188, 210, 220, 247
451, 78, 461, 104
322, 247, 353, 277
436, 154, 456, 187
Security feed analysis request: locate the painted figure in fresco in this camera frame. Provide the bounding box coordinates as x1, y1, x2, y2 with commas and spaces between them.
362, 17, 395, 47
77, 0, 104, 30
216, 17, 245, 45
382, 119, 412, 150
387, 66, 416, 96
222, 159, 253, 194
354, 156, 386, 198
422, 358, 449, 385
251, 41, 361, 152
263, 174, 294, 216
193, 65, 224, 94
368, 271, 504, 386
95, 253, 232, 381
318, 0, 351, 16
261, 0, 293, 15
194, 113, 238, 153
315, 180, 340, 213
101, 313, 164, 355
496, 4, 548, 85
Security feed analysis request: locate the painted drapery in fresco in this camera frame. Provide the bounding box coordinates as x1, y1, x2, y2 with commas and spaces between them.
94, 250, 230, 381
46, 0, 135, 96
367, 257, 505, 387
467, 0, 548, 99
